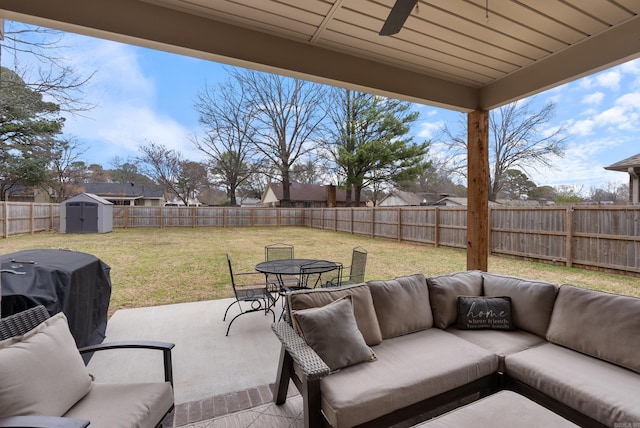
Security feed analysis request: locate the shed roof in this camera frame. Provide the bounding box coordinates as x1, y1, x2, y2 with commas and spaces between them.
65, 192, 113, 205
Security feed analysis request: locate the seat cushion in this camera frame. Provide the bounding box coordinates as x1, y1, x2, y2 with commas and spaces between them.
546, 284, 640, 374
292, 297, 376, 371
446, 327, 545, 372
0, 312, 93, 418
367, 273, 433, 339
427, 271, 483, 329
482, 272, 558, 337
287, 283, 382, 346
320, 329, 498, 428
413, 390, 578, 427
64, 382, 174, 428
505, 343, 640, 427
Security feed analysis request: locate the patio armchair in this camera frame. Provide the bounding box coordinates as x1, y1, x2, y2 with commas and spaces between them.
299, 260, 342, 289
327, 246, 367, 287
0, 305, 175, 428
224, 253, 276, 336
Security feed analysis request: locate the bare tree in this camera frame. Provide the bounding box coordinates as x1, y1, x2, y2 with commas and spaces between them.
44, 137, 88, 202
1, 21, 95, 114
193, 80, 261, 206
230, 69, 328, 207
442, 99, 566, 201
138, 142, 208, 205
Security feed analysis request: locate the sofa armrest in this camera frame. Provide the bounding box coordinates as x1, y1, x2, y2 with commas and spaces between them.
271, 322, 330, 381
79, 341, 175, 386
0, 416, 90, 428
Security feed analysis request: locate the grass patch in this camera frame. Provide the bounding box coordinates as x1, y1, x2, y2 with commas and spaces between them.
2, 227, 638, 316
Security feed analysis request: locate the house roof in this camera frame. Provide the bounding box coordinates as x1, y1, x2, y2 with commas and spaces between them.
79, 183, 165, 199
437, 197, 500, 206
1, 1, 638, 112
264, 183, 348, 203
380, 190, 446, 206
604, 153, 640, 172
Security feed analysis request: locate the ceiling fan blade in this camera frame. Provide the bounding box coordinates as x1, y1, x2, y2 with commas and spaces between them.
379, 0, 419, 36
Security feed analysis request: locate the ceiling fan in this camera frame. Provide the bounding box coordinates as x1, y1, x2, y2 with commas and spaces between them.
379, 0, 419, 36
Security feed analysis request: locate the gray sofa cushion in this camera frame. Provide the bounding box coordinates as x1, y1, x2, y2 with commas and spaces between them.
446, 327, 545, 372
64, 382, 174, 428
367, 273, 433, 339
287, 283, 383, 346
546, 284, 640, 374
292, 297, 376, 371
320, 329, 498, 428
482, 272, 558, 337
427, 271, 483, 329
413, 390, 578, 427
505, 343, 640, 427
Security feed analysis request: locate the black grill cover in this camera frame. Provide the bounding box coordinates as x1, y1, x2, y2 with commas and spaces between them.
1, 249, 111, 353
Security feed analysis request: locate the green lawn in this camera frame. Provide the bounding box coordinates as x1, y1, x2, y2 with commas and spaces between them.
2, 227, 638, 316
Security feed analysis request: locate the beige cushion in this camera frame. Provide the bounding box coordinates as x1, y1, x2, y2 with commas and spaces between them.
320, 329, 498, 428
482, 272, 558, 337
413, 390, 578, 427
64, 382, 174, 428
367, 273, 433, 339
427, 271, 483, 329
546, 284, 640, 374
287, 283, 382, 346
446, 327, 545, 372
0, 312, 93, 417
506, 343, 640, 427
293, 297, 376, 371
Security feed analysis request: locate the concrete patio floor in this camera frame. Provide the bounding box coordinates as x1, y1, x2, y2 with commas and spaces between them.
87, 297, 302, 426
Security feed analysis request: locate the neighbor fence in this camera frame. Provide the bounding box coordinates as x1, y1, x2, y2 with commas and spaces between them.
2, 203, 639, 274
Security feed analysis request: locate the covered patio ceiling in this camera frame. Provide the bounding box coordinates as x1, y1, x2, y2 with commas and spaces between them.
1, 0, 639, 271
0, 0, 639, 112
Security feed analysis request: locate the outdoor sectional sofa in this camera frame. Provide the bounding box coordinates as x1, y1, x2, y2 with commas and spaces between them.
272, 270, 640, 428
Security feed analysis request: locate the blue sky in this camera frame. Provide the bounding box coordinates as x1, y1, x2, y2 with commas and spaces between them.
5, 21, 640, 193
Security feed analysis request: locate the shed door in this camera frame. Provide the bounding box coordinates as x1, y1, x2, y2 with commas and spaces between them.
66, 202, 99, 233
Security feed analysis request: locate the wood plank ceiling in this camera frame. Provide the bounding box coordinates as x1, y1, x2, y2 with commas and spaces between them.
1, 0, 639, 111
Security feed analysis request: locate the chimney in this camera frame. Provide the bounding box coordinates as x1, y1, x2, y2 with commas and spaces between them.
326, 184, 337, 207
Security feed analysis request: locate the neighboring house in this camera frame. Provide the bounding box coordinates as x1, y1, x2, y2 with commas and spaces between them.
604, 153, 640, 204
378, 190, 447, 207
261, 183, 364, 208
497, 199, 555, 206
436, 197, 501, 207
3, 185, 53, 203
78, 183, 165, 206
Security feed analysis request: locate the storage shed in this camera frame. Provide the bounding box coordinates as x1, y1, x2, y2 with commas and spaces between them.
60, 193, 113, 233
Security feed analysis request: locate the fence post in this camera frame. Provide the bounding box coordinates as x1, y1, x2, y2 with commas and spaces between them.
566, 206, 573, 268
434, 207, 440, 248
124, 206, 129, 229
370, 208, 375, 238
350, 208, 354, 234
397, 207, 402, 242
2, 201, 7, 238
50, 203, 54, 231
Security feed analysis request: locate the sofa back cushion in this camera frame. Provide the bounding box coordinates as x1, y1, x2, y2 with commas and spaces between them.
287, 283, 383, 346
367, 274, 432, 339
547, 284, 640, 374
0, 312, 93, 417
482, 273, 558, 337
427, 271, 483, 329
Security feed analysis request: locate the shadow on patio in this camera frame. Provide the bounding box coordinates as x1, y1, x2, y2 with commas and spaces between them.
87, 298, 302, 427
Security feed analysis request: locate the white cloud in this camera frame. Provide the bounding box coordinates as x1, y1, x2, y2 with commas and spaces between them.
567, 119, 595, 136
416, 120, 444, 139
595, 70, 621, 91
582, 92, 604, 105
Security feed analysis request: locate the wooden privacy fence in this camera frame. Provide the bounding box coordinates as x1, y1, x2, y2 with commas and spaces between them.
2, 203, 639, 274
1, 202, 60, 238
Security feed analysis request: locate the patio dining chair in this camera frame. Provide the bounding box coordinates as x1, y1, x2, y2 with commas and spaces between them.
224, 254, 276, 336
264, 243, 299, 292
299, 260, 342, 289
327, 246, 367, 287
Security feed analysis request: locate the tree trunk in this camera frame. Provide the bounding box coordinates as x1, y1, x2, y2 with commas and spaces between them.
281, 169, 291, 207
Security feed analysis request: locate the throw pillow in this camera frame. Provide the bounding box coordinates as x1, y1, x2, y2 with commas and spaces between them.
0, 312, 93, 417
293, 296, 376, 371
457, 296, 514, 330
427, 270, 484, 329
